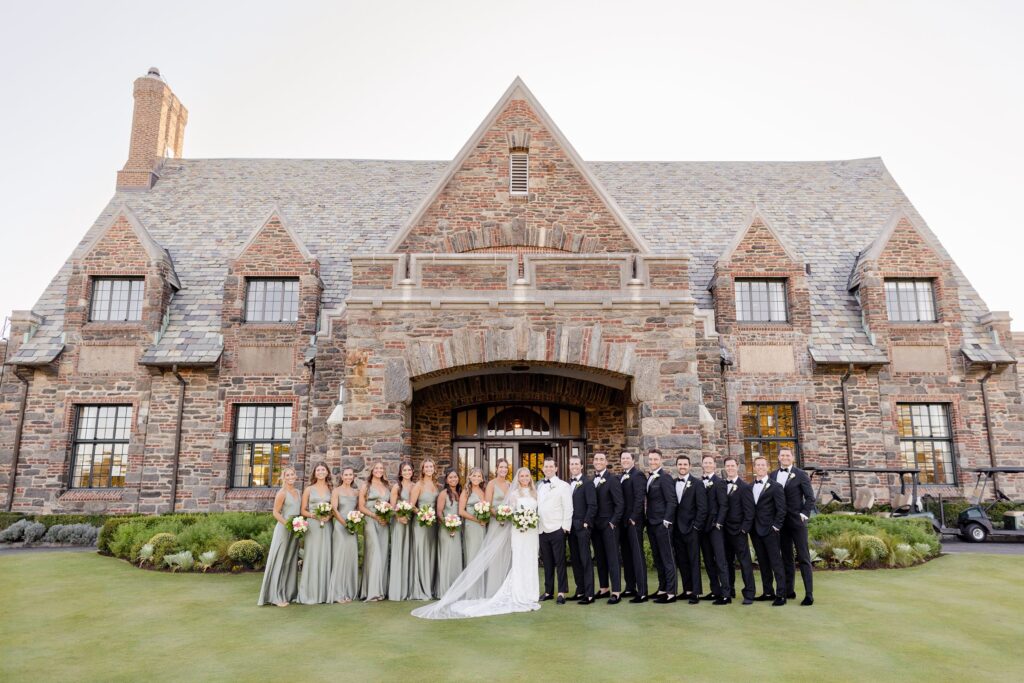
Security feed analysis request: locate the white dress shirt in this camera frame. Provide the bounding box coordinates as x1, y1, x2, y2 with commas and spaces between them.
753, 479, 766, 504
675, 474, 691, 503
537, 475, 573, 533
775, 468, 791, 486
647, 467, 664, 491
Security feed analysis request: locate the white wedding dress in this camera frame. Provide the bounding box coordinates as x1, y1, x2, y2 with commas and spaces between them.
412, 489, 540, 619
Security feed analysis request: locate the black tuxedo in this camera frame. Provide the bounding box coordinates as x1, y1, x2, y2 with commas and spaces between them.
568, 474, 596, 599
618, 466, 648, 596
672, 473, 707, 596
750, 477, 786, 597
645, 468, 677, 595
699, 473, 730, 597
591, 468, 624, 592
722, 477, 756, 600
773, 466, 815, 599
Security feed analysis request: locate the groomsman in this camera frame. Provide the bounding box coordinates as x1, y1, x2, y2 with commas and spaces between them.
591, 452, 624, 604
721, 456, 755, 605
644, 449, 678, 603
773, 448, 816, 606
618, 451, 649, 603
537, 458, 573, 605
750, 456, 787, 606
567, 455, 597, 604
672, 455, 707, 604
698, 454, 730, 602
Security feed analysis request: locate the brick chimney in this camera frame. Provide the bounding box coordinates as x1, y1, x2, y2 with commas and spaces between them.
116, 67, 188, 190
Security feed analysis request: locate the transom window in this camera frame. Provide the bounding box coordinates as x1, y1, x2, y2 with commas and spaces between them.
71, 405, 132, 488
509, 153, 529, 194
245, 278, 299, 323
90, 278, 144, 322
735, 279, 788, 322
885, 279, 936, 322
897, 404, 954, 484
741, 402, 799, 475
232, 405, 293, 487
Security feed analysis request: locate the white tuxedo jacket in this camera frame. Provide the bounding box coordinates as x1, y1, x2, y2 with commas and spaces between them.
537, 476, 573, 533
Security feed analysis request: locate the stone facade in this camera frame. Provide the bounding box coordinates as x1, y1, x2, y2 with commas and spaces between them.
1, 72, 1021, 515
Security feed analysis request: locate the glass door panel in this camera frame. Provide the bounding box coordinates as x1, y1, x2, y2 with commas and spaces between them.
453, 442, 479, 483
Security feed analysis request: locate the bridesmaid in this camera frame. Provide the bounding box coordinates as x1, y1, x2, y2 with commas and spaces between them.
328, 466, 360, 603
297, 462, 333, 604
359, 460, 391, 601
484, 458, 512, 597
388, 460, 415, 601
435, 468, 464, 596
258, 466, 301, 607
460, 467, 488, 599
409, 459, 439, 600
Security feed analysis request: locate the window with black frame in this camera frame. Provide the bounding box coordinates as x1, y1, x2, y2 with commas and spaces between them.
884, 279, 936, 322
90, 278, 144, 322
740, 402, 798, 476
734, 279, 788, 322
71, 405, 132, 488
897, 403, 954, 484
232, 405, 293, 487
245, 278, 299, 323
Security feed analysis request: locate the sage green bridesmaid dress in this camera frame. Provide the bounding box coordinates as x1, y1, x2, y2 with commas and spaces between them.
410, 487, 438, 600
463, 489, 488, 599
436, 492, 464, 596
388, 486, 413, 601
484, 482, 513, 597
257, 489, 300, 606
328, 493, 360, 602
360, 485, 391, 600
297, 486, 333, 604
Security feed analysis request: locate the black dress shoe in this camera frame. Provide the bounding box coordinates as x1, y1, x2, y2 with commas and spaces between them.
556, 595, 566, 605
712, 597, 732, 605
595, 591, 611, 600
787, 592, 797, 600
621, 590, 637, 598
629, 595, 648, 603
771, 597, 787, 606
742, 598, 754, 605
755, 594, 775, 602
800, 596, 814, 606
699, 593, 718, 601
568, 594, 583, 601
539, 593, 553, 602
608, 595, 622, 605
687, 596, 700, 605
578, 596, 595, 605
654, 594, 677, 604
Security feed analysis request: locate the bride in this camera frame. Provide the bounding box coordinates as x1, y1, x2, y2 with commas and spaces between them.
412, 467, 540, 619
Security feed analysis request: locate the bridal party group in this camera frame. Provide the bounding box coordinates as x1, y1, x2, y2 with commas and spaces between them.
256, 447, 818, 608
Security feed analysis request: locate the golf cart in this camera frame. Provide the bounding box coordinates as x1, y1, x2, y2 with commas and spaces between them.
803, 466, 931, 521
928, 467, 1024, 542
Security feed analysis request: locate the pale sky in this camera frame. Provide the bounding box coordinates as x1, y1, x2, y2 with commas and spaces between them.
1, 0, 1022, 336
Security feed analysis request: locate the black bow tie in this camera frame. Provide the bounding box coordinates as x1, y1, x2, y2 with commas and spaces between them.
781, 468, 790, 473
542, 479, 551, 485
596, 471, 605, 477
703, 476, 711, 481
728, 479, 736, 484
756, 479, 765, 485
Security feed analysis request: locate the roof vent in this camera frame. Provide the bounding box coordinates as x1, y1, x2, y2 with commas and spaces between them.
147, 67, 162, 80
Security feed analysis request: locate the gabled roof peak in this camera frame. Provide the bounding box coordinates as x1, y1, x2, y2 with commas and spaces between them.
234, 205, 314, 262
715, 204, 802, 266
79, 204, 181, 289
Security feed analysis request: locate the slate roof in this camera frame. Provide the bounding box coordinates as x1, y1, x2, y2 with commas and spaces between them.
7, 156, 1009, 367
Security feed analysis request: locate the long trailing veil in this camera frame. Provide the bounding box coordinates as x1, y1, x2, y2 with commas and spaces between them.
411, 488, 526, 620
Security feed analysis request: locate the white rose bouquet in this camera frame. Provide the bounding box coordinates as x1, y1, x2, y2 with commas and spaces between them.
443, 514, 463, 537
313, 501, 333, 527
494, 504, 514, 526
394, 500, 415, 522
472, 500, 491, 524
373, 499, 394, 524
512, 507, 539, 533
416, 506, 437, 527
344, 510, 365, 535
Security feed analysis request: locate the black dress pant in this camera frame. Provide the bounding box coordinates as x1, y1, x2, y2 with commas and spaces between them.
593, 523, 621, 592
568, 526, 594, 598
781, 521, 814, 598
700, 527, 729, 597
647, 522, 676, 595
539, 529, 568, 595
672, 526, 702, 596
750, 530, 786, 597
619, 522, 648, 596
724, 531, 756, 600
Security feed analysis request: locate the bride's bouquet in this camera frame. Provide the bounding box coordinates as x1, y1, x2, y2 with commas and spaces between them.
443, 514, 463, 537
344, 510, 365, 535
313, 501, 333, 527
472, 500, 491, 524
373, 499, 394, 524
494, 504, 514, 526
394, 500, 415, 521
511, 507, 539, 533
290, 515, 309, 538
416, 506, 437, 527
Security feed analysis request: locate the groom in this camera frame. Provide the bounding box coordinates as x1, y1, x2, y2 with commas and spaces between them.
537, 457, 573, 605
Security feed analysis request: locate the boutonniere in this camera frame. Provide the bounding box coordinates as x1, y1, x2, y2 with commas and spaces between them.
595, 478, 605, 488
704, 479, 713, 488
650, 472, 660, 482
572, 480, 582, 490
762, 480, 771, 491
727, 483, 736, 495
621, 474, 630, 482
682, 479, 692, 491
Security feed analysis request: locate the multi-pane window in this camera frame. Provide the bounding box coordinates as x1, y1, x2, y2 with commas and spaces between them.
232, 405, 293, 487
245, 279, 299, 323
735, 279, 788, 322
71, 405, 132, 488
90, 278, 144, 322
898, 404, 954, 484
741, 402, 798, 476
885, 279, 936, 322
510, 153, 529, 194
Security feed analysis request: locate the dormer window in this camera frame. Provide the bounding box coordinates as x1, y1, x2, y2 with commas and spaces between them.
509, 153, 529, 195
245, 278, 299, 323
884, 279, 936, 322
90, 278, 144, 322
735, 279, 788, 322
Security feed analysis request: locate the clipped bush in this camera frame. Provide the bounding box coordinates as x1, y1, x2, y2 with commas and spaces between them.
0, 519, 32, 543
0, 512, 26, 531
164, 550, 194, 572
98, 515, 144, 554
42, 523, 100, 546
227, 539, 265, 569
22, 521, 46, 544
148, 532, 178, 566
855, 534, 889, 563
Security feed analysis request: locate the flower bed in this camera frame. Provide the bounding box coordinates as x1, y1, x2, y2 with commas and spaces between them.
808, 514, 941, 569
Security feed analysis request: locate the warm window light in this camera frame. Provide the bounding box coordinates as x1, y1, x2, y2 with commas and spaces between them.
512, 419, 523, 430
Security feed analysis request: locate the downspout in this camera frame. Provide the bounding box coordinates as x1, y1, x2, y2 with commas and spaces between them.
720, 356, 732, 461
169, 365, 187, 513
840, 364, 855, 500
4, 368, 29, 512
300, 356, 316, 478
979, 363, 997, 468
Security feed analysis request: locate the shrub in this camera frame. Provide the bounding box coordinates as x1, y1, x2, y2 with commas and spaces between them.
228, 539, 265, 569
33, 514, 110, 530
164, 550, 195, 572
831, 547, 852, 566
854, 534, 889, 564
809, 514, 940, 569
197, 550, 220, 572
22, 521, 46, 544
138, 543, 155, 566
42, 523, 100, 546
0, 512, 26, 531
175, 517, 235, 561
0, 519, 32, 543
98, 515, 144, 554
148, 532, 178, 566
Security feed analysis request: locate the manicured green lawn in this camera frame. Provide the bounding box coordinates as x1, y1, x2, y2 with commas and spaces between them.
1, 551, 1022, 682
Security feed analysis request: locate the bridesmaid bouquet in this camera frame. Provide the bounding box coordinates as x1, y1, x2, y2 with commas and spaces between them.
494, 504, 514, 526
373, 499, 394, 524
290, 516, 309, 537
313, 501, 333, 527
344, 510, 365, 535
443, 514, 463, 537
416, 506, 437, 527
511, 508, 539, 533
472, 500, 491, 523
394, 500, 415, 521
